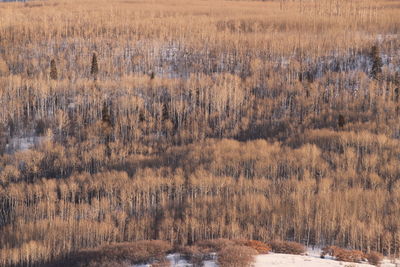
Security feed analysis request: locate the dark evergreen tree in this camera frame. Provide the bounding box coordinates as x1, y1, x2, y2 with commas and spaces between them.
102, 102, 112, 158
338, 114, 345, 128
370, 45, 383, 80
50, 59, 57, 80
139, 111, 146, 122
91, 52, 99, 78
102, 102, 111, 126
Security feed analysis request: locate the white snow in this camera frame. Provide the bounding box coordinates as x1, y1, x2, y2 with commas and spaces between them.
132, 250, 400, 267
6, 136, 49, 152
132, 253, 218, 267
255, 253, 369, 267
254, 249, 399, 267
166, 254, 191, 267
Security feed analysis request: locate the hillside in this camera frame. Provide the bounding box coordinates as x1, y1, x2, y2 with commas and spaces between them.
0, 0, 399, 266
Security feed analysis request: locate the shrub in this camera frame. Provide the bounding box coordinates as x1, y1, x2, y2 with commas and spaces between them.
196, 239, 235, 253
322, 246, 368, 263
269, 240, 305, 255
101, 240, 172, 263
217, 245, 257, 267
335, 249, 364, 263
52, 240, 172, 267
234, 240, 271, 254
366, 251, 383, 266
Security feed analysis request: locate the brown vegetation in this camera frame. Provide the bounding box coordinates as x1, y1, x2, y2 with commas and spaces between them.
269, 240, 306, 255
0, 0, 399, 266
321, 246, 366, 263
366, 251, 384, 266
235, 240, 271, 254
47, 240, 172, 267
217, 245, 257, 267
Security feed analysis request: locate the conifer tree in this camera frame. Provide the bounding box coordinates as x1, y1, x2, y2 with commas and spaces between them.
338, 114, 345, 128
102, 102, 111, 126
370, 45, 383, 80
50, 59, 58, 80
102, 102, 112, 158
91, 52, 99, 78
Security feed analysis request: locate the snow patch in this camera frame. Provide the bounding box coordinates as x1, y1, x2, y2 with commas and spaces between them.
6, 136, 49, 153
254, 249, 399, 267
131, 249, 399, 267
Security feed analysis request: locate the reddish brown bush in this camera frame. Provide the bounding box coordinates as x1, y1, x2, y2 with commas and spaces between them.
335, 249, 365, 263
322, 246, 369, 263
217, 245, 257, 267
269, 240, 305, 255
335, 249, 354, 262
366, 251, 383, 266
196, 239, 235, 253
234, 240, 271, 254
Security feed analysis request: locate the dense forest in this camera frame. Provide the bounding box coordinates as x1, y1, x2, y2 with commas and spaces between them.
0, 0, 399, 266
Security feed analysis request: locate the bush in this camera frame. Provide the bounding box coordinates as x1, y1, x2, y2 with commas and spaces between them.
217, 245, 257, 267
50, 240, 172, 267
366, 251, 383, 266
234, 240, 271, 254
269, 240, 305, 255
322, 246, 368, 263
196, 239, 235, 253
101, 240, 172, 264
335, 249, 364, 263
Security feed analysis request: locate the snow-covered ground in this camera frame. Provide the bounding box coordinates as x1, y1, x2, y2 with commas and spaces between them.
254, 252, 398, 267
133, 249, 400, 267
133, 254, 217, 267
5, 136, 49, 153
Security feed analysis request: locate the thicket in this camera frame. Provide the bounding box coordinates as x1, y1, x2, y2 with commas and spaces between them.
366, 251, 384, 266
321, 246, 384, 265
44, 240, 172, 267
269, 240, 306, 255
217, 245, 257, 267
0, 0, 399, 266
